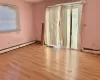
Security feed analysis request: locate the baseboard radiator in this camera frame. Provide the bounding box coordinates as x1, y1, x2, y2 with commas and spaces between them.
0, 41, 35, 54
82, 48, 100, 54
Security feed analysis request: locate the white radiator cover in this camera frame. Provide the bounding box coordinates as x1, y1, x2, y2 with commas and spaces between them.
0, 41, 35, 54
82, 48, 100, 54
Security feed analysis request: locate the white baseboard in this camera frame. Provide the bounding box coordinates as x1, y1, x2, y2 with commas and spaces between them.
0, 41, 35, 54
82, 48, 100, 54
19, 41, 35, 48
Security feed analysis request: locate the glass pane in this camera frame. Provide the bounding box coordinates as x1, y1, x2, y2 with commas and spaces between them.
0, 5, 18, 31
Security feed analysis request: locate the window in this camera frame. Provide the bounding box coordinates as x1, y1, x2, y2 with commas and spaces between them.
0, 5, 20, 32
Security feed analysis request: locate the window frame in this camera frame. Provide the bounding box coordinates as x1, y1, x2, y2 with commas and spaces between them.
0, 4, 20, 33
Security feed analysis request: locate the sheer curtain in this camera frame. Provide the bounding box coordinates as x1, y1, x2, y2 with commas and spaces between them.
60, 6, 71, 48
45, 6, 61, 47
71, 4, 83, 49
45, 3, 83, 49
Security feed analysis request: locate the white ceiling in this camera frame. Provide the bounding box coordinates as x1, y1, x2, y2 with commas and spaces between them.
25, 0, 83, 3
25, 0, 53, 3
25, 0, 42, 3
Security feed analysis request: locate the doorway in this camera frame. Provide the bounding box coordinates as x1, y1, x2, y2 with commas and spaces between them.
45, 2, 83, 50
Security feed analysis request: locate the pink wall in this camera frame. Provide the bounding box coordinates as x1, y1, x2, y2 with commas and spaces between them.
33, 0, 100, 49
95, 0, 100, 50
33, 0, 80, 41
0, 0, 35, 50
82, 0, 97, 49
0, 0, 98, 50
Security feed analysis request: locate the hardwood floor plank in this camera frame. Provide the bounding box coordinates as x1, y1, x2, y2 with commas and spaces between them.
0, 44, 100, 80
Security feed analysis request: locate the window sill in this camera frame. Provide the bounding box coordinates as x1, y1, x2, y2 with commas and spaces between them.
0, 29, 21, 33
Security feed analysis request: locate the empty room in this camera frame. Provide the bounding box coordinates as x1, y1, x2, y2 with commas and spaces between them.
0, 0, 99, 80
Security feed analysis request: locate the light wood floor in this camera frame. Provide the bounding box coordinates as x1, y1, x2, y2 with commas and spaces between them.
0, 44, 100, 80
